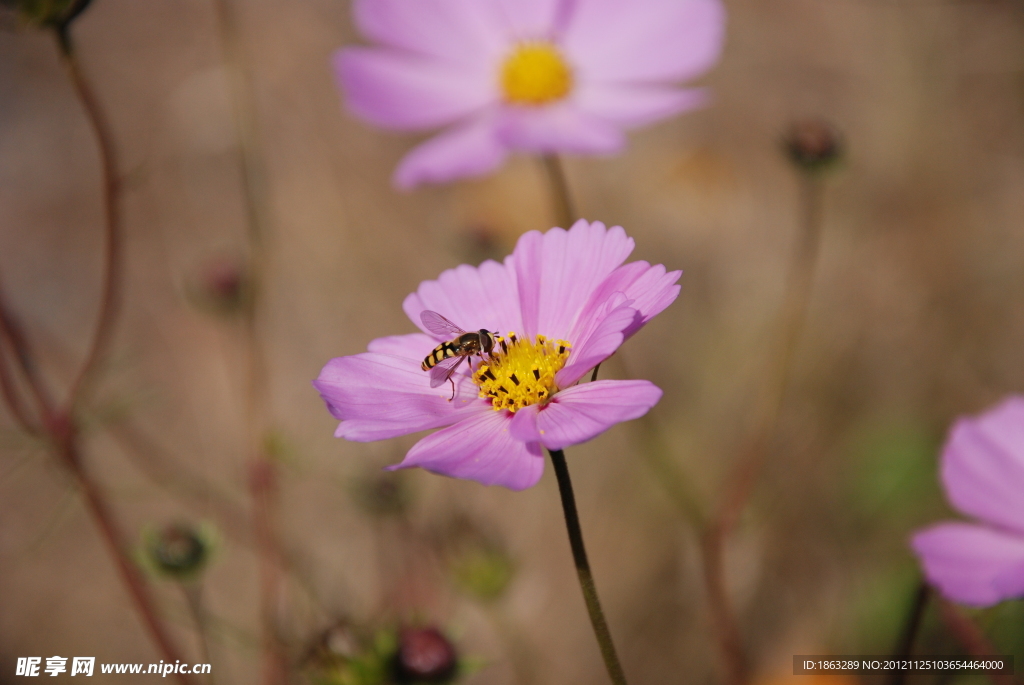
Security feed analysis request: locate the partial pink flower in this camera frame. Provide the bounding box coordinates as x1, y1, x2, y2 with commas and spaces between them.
334, 0, 726, 189
314, 220, 679, 491
910, 396, 1024, 607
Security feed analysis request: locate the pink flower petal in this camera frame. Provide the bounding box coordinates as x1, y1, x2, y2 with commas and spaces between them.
556, 295, 637, 387
614, 262, 683, 339
366, 333, 438, 360
353, 0, 507, 65
566, 260, 682, 349
563, 0, 726, 84
510, 380, 662, 450
941, 396, 1024, 534
912, 522, 1024, 607
392, 114, 509, 189
403, 258, 523, 339
335, 48, 495, 132
575, 83, 710, 128
389, 410, 545, 490
515, 220, 635, 341
314, 352, 487, 441
495, 103, 625, 155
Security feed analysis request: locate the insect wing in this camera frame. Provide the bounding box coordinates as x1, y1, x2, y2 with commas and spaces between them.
421, 310, 466, 338
429, 354, 465, 388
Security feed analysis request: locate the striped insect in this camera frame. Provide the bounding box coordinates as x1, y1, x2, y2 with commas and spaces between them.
420, 310, 496, 400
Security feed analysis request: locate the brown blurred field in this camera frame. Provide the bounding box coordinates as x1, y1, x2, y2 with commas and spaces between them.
2, 1, 1024, 683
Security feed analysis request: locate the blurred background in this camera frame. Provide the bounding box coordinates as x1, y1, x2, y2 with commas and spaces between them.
2, 0, 1024, 683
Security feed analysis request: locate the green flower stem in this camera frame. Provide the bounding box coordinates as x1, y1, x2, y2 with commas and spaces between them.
548, 448, 629, 685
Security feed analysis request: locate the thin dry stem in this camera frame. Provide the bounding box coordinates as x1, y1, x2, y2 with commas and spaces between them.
714, 174, 824, 536
181, 583, 216, 685
542, 154, 577, 229
209, 1, 288, 681
0, 322, 40, 434
700, 173, 827, 685
0, 283, 56, 419
59, 35, 123, 411
0, 26, 193, 680
62, 437, 197, 685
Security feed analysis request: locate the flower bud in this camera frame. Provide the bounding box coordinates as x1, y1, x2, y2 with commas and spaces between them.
185, 255, 250, 317
141, 522, 216, 581
783, 119, 844, 174
391, 627, 458, 684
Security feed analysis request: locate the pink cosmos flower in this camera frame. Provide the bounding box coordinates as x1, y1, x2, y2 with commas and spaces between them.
335, 0, 726, 188
911, 396, 1024, 607
314, 220, 680, 490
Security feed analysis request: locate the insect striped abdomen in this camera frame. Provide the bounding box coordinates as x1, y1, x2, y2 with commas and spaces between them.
422, 343, 458, 370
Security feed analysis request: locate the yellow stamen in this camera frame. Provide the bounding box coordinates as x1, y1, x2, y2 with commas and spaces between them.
474, 333, 571, 413
500, 42, 573, 106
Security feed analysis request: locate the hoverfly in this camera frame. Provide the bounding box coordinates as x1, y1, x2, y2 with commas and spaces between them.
420, 310, 497, 400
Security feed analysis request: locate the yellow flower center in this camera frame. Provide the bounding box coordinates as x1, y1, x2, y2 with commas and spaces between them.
474, 333, 571, 413
500, 42, 573, 106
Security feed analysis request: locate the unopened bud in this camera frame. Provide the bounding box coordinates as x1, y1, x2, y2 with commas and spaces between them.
186, 255, 250, 317
142, 522, 216, 581
392, 628, 458, 684
784, 119, 844, 173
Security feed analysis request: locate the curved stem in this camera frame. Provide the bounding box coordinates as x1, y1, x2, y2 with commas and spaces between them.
62, 439, 196, 685
0, 278, 56, 421
0, 322, 40, 434
48, 28, 192, 681
548, 448, 629, 685
0, 23, 191, 682
58, 33, 123, 411
541, 154, 577, 229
